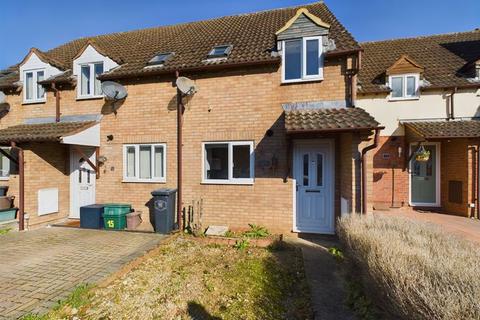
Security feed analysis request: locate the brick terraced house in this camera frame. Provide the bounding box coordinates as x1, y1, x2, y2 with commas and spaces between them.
358, 30, 480, 217
0, 1, 381, 234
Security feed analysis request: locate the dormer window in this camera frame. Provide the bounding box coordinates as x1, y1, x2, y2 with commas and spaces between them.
282, 37, 324, 83
389, 74, 419, 100
79, 62, 103, 98
207, 45, 232, 59
147, 52, 173, 66
24, 69, 46, 103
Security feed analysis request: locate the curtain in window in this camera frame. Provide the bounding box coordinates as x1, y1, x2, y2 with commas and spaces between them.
25, 72, 33, 100
139, 146, 152, 179
81, 65, 90, 95
391, 77, 403, 97
126, 147, 136, 178
406, 76, 416, 96
154, 146, 164, 178
37, 71, 45, 99
94, 63, 104, 95
0, 150, 9, 178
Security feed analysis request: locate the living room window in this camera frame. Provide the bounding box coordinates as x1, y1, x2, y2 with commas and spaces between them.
282, 36, 324, 83
389, 74, 420, 100
78, 62, 104, 98
202, 141, 254, 184
123, 144, 166, 183
23, 69, 46, 103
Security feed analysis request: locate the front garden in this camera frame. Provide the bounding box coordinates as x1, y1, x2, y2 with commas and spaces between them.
338, 214, 480, 320
24, 234, 312, 320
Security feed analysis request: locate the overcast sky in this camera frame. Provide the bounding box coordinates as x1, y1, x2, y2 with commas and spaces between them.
1, 0, 479, 69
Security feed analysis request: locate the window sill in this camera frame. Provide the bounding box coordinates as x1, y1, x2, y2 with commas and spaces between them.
201, 180, 254, 186
76, 95, 104, 101
389, 97, 420, 102
281, 77, 324, 85
22, 100, 46, 105
0, 177, 9, 181
122, 179, 166, 184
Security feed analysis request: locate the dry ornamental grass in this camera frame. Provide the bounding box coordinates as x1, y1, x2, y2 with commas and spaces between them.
338, 214, 480, 320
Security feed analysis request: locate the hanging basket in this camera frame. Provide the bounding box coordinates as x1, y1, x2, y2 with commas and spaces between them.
415, 150, 430, 162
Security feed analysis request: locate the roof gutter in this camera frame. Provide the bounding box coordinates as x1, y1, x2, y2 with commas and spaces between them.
98, 59, 280, 81
286, 126, 384, 134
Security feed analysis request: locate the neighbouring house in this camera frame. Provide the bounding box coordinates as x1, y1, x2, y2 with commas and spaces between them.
0, 1, 381, 234
358, 30, 480, 217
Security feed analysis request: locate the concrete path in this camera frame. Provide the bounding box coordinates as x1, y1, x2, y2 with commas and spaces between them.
289, 236, 356, 320
376, 209, 480, 244
0, 227, 165, 319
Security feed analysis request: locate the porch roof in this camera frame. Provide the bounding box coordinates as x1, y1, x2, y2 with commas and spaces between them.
0, 121, 98, 145
284, 107, 380, 133
404, 120, 480, 139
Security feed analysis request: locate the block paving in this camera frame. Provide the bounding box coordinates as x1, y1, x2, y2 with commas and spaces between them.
0, 227, 164, 319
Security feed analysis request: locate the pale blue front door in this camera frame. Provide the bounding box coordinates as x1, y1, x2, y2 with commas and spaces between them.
410, 144, 438, 206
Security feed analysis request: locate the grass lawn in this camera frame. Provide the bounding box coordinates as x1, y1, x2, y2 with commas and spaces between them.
28, 236, 312, 320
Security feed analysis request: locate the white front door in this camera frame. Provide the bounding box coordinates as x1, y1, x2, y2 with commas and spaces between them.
70, 147, 96, 218
294, 140, 335, 234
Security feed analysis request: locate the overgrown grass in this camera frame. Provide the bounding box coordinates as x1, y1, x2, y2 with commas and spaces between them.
51, 237, 311, 319
0, 228, 11, 235
21, 284, 93, 320
338, 214, 480, 320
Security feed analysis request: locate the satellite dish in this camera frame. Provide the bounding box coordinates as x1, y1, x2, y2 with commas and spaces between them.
101, 81, 128, 101
0, 91, 5, 104
176, 77, 197, 95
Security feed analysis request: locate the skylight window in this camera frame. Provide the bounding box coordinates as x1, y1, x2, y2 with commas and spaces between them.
207, 45, 232, 59
147, 52, 174, 66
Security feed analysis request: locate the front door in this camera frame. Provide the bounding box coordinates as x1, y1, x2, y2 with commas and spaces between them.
294, 140, 334, 234
70, 147, 96, 218
410, 143, 440, 206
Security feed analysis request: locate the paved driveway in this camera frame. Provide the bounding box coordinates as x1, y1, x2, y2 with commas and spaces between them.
0, 227, 165, 319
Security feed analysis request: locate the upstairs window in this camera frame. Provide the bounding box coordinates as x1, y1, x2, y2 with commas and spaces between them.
207, 45, 232, 59
282, 37, 323, 83
24, 70, 45, 103
78, 62, 104, 98
476, 64, 480, 80
202, 141, 254, 184
389, 74, 419, 100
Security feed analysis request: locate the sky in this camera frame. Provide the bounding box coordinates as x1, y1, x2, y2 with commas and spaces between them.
0, 0, 479, 69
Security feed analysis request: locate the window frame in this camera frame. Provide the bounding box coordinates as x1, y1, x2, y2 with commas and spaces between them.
207, 45, 233, 59
122, 143, 167, 183
77, 62, 104, 99
0, 147, 11, 181
388, 73, 420, 101
281, 36, 324, 83
202, 141, 255, 185
23, 69, 46, 104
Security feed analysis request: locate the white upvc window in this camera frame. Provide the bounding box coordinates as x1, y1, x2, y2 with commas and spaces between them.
282, 36, 324, 83
23, 69, 46, 103
78, 62, 104, 99
0, 148, 10, 180
202, 141, 254, 185
389, 74, 420, 100
123, 143, 166, 183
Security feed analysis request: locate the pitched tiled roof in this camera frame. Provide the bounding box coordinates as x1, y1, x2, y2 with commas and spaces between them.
285, 107, 380, 132
404, 120, 480, 139
1, 1, 358, 86
359, 30, 480, 94
0, 121, 97, 144
0, 72, 20, 90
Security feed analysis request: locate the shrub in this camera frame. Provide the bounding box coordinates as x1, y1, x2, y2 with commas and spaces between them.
337, 214, 480, 320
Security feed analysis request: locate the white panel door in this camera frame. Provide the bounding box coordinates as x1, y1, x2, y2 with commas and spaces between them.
70, 147, 96, 219
294, 140, 334, 234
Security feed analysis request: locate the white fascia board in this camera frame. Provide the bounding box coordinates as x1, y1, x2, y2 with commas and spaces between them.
73, 45, 119, 76
61, 123, 100, 147
19, 52, 62, 81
